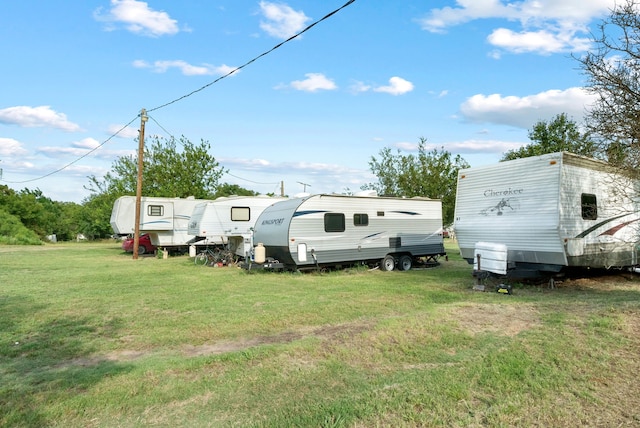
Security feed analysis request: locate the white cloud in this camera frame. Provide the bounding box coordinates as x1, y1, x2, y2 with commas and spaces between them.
348, 80, 372, 94
373, 77, 414, 96
108, 123, 139, 139
393, 138, 523, 154
220, 156, 375, 195
133, 59, 238, 76
418, 0, 615, 55
94, 0, 179, 37
259, 1, 311, 39
459, 87, 596, 128
0, 138, 28, 157
393, 139, 528, 157
445, 139, 526, 154
283, 73, 337, 92
0, 106, 81, 132
487, 27, 591, 55
38, 138, 134, 160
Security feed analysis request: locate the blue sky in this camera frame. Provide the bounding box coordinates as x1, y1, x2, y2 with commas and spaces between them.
0, 0, 614, 202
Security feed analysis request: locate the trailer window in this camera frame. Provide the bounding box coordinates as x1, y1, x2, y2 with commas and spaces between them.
377, 211, 384, 217
147, 205, 163, 216
324, 213, 345, 232
231, 207, 250, 221
353, 213, 368, 226
581, 193, 597, 220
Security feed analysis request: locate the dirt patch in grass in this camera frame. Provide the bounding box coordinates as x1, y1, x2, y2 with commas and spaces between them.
181, 322, 373, 357
58, 321, 374, 368
557, 272, 639, 290
450, 303, 542, 336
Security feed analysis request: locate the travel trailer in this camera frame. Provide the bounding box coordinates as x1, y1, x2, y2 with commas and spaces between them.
110, 196, 213, 252
249, 193, 446, 271
453, 152, 640, 278
187, 195, 287, 258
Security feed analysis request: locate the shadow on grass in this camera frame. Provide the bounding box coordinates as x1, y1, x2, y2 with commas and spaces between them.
0, 295, 132, 426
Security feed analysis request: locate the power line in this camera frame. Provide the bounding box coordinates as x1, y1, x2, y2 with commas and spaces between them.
148, 0, 356, 113
225, 171, 280, 186
2, 116, 139, 184
147, 114, 175, 140
2, 0, 356, 185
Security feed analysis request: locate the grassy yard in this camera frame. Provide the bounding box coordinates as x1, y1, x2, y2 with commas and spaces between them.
1, 241, 639, 427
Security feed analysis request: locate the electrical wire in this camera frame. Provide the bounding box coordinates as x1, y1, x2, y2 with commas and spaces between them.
225, 171, 280, 186
148, 0, 356, 113
147, 115, 175, 140
2, 0, 356, 185
2, 116, 139, 184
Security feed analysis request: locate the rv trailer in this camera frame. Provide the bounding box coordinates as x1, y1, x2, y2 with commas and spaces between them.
187, 195, 287, 258
110, 196, 213, 252
453, 152, 640, 278
249, 194, 446, 271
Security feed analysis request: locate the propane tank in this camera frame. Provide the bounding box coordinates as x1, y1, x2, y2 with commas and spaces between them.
255, 243, 266, 264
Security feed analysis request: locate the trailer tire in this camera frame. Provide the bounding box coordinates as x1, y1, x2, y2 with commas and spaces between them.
398, 255, 412, 271
381, 255, 396, 271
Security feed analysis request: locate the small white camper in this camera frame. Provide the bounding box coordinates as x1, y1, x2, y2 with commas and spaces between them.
453, 152, 640, 277
187, 195, 287, 257
110, 196, 213, 251
249, 193, 446, 271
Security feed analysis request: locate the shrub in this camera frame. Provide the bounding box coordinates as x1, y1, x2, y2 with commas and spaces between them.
0, 207, 43, 245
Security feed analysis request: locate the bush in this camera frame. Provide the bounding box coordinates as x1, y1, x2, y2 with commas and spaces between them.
0, 208, 43, 245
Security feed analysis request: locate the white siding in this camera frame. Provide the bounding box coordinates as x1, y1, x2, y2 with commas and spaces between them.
454, 153, 566, 265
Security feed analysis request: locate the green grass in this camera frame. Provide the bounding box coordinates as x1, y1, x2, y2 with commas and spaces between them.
1, 241, 640, 427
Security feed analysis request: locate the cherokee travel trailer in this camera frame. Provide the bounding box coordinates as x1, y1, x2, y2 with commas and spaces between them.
110, 196, 213, 250
187, 195, 287, 258
453, 152, 640, 277
250, 193, 446, 271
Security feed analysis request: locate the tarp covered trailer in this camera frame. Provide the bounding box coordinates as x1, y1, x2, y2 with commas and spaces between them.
453, 152, 640, 277
249, 193, 446, 271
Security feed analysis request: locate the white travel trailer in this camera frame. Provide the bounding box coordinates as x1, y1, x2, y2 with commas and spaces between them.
454, 152, 640, 278
110, 196, 212, 251
187, 195, 287, 257
249, 194, 446, 271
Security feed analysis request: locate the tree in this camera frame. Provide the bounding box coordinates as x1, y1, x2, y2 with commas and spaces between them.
363, 138, 469, 225
80, 190, 115, 239
501, 113, 596, 161
0, 185, 83, 241
87, 135, 226, 199
213, 183, 259, 198
577, 0, 640, 173
82, 135, 227, 238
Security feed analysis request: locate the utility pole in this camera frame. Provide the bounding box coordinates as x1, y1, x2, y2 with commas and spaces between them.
133, 108, 148, 260
280, 181, 285, 197
297, 181, 311, 192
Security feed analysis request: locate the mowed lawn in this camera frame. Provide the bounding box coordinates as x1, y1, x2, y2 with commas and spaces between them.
1, 241, 639, 427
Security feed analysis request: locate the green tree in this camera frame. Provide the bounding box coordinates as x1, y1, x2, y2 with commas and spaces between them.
0, 185, 82, 241
213, 183, 259, 198
80, 190, 115, 239
82, 135, 227, 238
363, 138, 469, 225
0, 206, 42, 245
87, 135, 226, 199
501, 113, 595, 161
577, 0, 640, 172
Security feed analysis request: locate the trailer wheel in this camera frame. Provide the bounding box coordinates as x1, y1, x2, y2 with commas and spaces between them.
381, 255, 396, 271
398, 255, 412, 271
